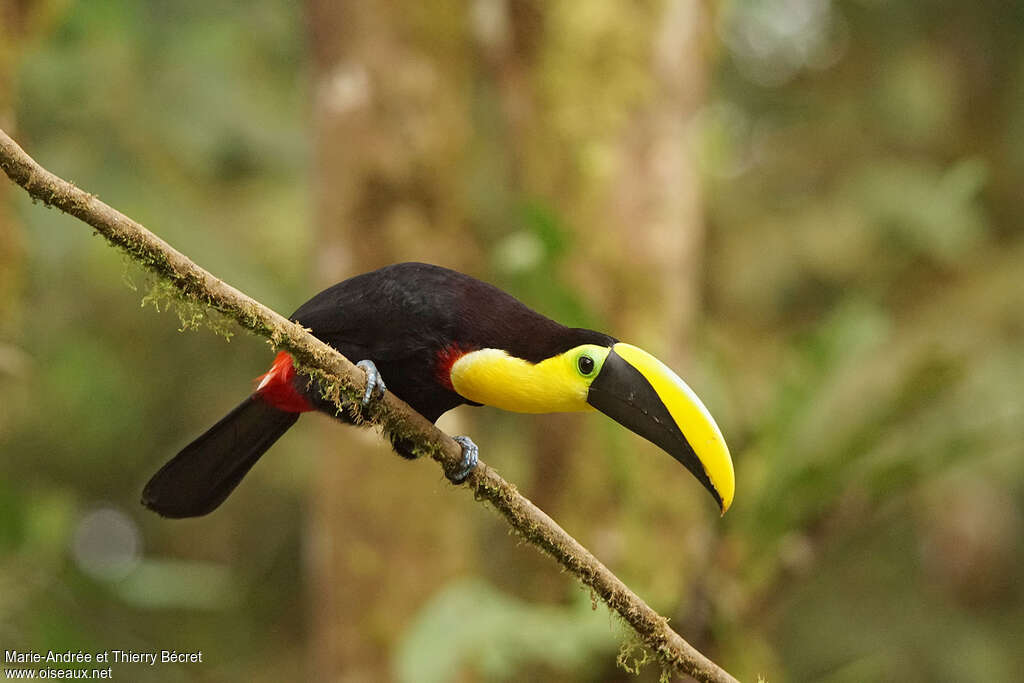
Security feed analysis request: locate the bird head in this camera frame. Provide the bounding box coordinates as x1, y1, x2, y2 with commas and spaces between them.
449, 340, 734, 512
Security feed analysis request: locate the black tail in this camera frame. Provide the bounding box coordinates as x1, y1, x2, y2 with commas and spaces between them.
142, 396, 300, 518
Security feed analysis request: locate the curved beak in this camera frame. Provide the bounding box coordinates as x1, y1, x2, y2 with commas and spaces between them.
586, 343, 735, 513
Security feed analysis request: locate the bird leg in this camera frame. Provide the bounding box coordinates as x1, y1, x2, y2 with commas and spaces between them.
355, 359, 387, 406
387, 432, 477, 483
449, 435, 479, 483
354, 358, 476, 482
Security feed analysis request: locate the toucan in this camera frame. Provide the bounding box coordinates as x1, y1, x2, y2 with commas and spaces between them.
142, 262, 734, 518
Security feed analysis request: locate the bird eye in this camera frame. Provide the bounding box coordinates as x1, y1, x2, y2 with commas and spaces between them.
577, 354, 595, 376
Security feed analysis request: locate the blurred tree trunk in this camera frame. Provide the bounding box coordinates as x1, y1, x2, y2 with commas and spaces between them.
303, 0, 713, 677
609, 0, 709, 357
0, 0, 42, 383
303, 2, 478, 680
0, 0, 28, 336
473, 0, 714, 609
602, 0, 717, 651
469, 0, 577, 600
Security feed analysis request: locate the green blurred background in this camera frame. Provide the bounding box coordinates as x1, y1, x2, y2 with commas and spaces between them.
1, 1, 1022, 681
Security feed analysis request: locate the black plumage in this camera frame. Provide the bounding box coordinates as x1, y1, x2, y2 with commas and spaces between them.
144, 262, 612, 517
142, 397, 298, 518
292, 262, 615, 422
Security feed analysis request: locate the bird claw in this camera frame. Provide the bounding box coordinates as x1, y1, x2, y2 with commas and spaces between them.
356, 360, 387, 407
449, 436, 479, 483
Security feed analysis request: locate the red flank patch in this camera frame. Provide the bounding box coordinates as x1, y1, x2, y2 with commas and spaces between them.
255, 351, 314, 413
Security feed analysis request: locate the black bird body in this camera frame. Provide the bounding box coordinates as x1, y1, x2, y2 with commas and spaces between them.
143, 262, 733, 518
292, 263, 613, 422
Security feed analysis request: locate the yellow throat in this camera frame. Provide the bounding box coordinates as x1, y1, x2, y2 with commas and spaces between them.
449, 346, 608, 413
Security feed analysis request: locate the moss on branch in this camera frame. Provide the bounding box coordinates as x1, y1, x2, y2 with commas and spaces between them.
0, 127, 737, 683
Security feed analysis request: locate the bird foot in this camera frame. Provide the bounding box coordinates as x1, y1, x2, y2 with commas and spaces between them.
356, 360, 387, 406
449, 436, 479, 483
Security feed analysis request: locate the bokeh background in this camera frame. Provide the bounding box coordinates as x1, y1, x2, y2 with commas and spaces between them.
2, 1, 1023, 681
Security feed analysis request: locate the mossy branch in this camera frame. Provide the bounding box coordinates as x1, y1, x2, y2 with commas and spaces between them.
0, 128, 738, 683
